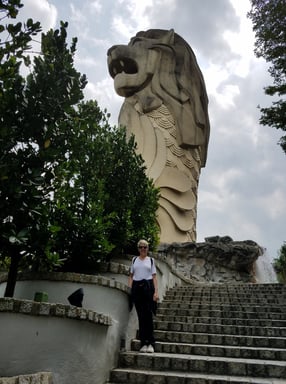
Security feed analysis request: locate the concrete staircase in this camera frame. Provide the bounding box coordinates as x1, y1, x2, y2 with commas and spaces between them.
107, 283, 286, 383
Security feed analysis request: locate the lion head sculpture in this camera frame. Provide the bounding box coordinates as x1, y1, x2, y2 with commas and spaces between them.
107, 29, 210, 243
107, 28, 210, 166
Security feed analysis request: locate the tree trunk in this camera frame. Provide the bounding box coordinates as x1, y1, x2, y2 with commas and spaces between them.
4, 251, 20, 297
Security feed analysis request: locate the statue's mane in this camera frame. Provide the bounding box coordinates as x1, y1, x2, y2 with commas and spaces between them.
133, 29, 210, 166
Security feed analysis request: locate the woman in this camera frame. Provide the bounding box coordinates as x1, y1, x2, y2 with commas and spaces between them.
128, 239, 159, 353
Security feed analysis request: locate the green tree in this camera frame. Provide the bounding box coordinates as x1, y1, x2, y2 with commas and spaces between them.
50, 100, 159, 272
247, 0, 286, 153
0, 0, 43, 294
0, 1, 159, 294
274, 242, 286, 283
0, 2, 86, 296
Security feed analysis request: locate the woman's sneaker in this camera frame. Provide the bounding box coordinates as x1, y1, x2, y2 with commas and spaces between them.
139, 345, 148, 353
146, 344, 154, 353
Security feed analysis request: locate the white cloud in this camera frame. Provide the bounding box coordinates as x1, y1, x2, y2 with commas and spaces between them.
70, 4, 86, 24
90, 0, 103, 14
257, 189, 286, 220
215, 84, 241, 109
111, 16, 136, 40
84, 78, 122, 125
75, 54, 99, 69
21, 0, 57, 31
204, 64, 230, 96
110, 0, 156, 39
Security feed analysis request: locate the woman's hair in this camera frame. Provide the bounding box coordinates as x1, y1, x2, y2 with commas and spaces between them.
137, 239, 149, 248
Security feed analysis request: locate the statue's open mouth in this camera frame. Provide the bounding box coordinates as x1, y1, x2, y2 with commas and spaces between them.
109, 58, 138, 78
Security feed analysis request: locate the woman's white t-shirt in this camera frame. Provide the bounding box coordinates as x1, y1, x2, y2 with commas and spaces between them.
130, 256, 156, 281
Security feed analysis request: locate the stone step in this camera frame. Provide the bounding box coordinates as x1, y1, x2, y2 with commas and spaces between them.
155, 314, 286, 327
117, 351, 286, 378
165, 287, 286, 294
154, 320, 286, 337
157, 307, 286, 319
108, 284, 286, 384
163, 295, 286, 304
166, 287, 286, 292
159, 302, 286, 313
165, 287, 286, 293
168, 283, 285, 290
166, 284, 286, 295
154, 329, 286, 348
166, 288, 286, 295
163, 299, 286, 307
131, 339, 286, 360
108, 369, 286, 384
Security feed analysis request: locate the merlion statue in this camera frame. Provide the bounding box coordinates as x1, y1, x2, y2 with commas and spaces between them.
107, 29, 210, 243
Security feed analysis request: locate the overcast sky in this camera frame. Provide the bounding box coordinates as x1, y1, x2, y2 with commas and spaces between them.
19, 0, 286, 266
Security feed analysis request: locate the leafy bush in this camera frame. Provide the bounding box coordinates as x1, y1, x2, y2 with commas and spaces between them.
273, 242, 286, 283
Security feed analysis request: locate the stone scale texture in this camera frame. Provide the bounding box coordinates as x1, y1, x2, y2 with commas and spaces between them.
107, 283, 286, 384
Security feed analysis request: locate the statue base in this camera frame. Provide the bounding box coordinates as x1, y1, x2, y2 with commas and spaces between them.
157, 236, 263, 283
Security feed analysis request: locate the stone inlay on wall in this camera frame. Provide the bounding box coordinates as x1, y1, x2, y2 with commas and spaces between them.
0, 268, 129, 288
0, 297, 112, 325
0, 372, 53, 384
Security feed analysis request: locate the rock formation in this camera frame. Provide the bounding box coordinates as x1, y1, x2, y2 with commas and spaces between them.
157, 236, 263, 283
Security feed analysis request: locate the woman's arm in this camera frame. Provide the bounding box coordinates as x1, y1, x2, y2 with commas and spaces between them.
128, 273, 134, 290
152, 274, 159, 301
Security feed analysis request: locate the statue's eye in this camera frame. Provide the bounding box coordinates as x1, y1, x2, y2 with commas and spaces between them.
130, 37, 142, 46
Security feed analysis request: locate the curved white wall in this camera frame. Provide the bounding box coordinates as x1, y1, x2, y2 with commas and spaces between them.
0, 258, 185, 383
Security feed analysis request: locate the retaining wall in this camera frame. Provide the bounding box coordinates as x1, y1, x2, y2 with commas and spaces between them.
0, 256, 187, 384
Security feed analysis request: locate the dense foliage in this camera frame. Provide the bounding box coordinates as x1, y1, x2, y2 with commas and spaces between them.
49, 100, 159, 272
0, 0, 159, 296
274, 242, 286, 283
248, 0, 286, 153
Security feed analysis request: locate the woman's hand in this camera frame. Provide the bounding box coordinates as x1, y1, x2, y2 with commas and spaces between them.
153, 292, 159, 301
